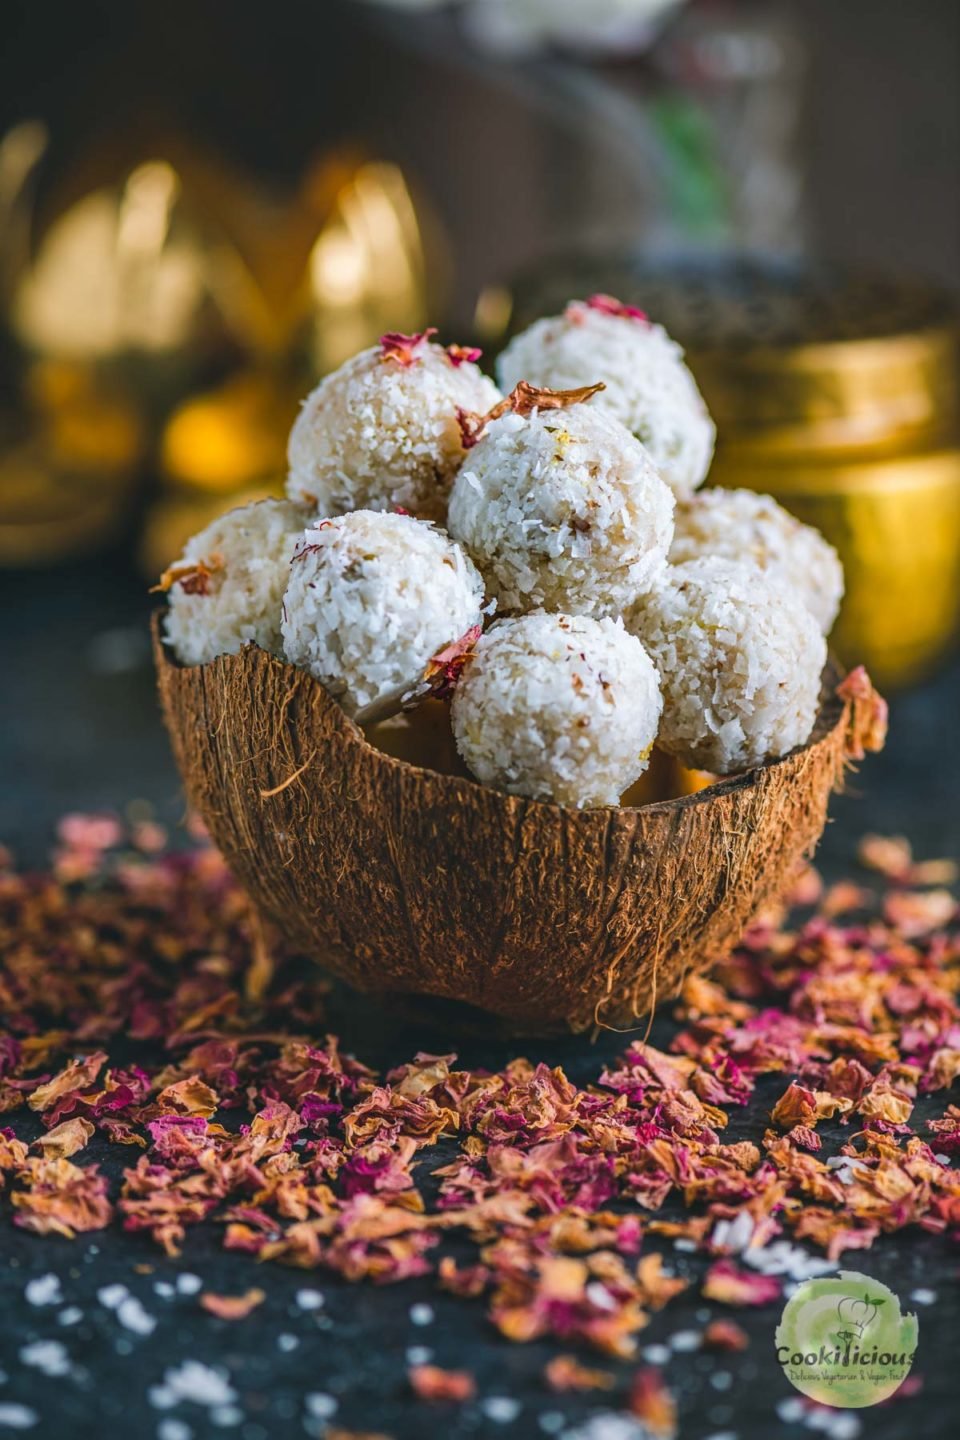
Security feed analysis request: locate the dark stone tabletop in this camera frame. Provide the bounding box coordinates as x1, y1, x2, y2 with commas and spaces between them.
1, 553, 958, 1440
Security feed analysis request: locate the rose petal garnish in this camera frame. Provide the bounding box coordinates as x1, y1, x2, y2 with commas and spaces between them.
446, 343, 482, 368
457, 380, 606, 450
419, 625, 483, 701
151, 555, 224, 596
577, 293, 650, 323
379, 328, 438, 367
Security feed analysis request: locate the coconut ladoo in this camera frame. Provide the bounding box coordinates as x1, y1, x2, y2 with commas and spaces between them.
157, 497, 308, 666
671, 487, 845, 635
497, 295, 715, 499
280, 510, 485, 723
450, 612, 662, 808
447, 381, 674, 619
286, 329, 501, 521
628, 556, 827, 774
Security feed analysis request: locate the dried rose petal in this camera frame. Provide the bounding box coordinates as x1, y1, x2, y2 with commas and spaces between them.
408, 1365, 476, 1402
155, 1075, 219, 1117
151, 555, 224, 596
583, 294, 649, 323
446, 343, 482, 368
379, 328, 438, 367
199, 1287, 266, 1320
838, 667, 888, 758
457, 380, 606, 449
544, 1354, 616, 1392
34, 1117, 95, 1159
27, 1053, 108, 1114
419, 625, 483, 701
702, 1260, 781, 1307
627, 1368, 677, 1439
770, 1083, 853, 1130
704, 1318, 750, 1351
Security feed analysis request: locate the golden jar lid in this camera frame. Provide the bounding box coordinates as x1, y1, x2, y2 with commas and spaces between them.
506, 261, 959, 458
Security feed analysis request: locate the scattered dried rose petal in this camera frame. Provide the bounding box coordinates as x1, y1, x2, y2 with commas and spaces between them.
544, 1354, 616, 1392
702, 1260, 781, 1307
379, 328, 438, 367
408, 1365, 476, 1402
704, 1318, 749, 1351
28, 1054, 107, 1114
1, 817, 958, 1373
199, 1288, 266, 1320
771, 1083, 852, 1130
34, 1117, 95, 1159
627, 1368, 677, 1439
838, 667, 888, 757
156, 1075, 220, 1117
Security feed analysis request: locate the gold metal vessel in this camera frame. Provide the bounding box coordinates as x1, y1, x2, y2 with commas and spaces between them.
709, 445, 960, 687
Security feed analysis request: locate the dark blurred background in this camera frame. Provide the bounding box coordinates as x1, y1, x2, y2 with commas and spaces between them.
1, 0, 958, 861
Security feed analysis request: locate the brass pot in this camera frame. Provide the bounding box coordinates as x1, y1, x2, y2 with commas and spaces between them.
709, 445, 960, 687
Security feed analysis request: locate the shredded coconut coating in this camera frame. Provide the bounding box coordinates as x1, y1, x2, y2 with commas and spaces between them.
286, 342, 501, 521
497, 304, 715, 498
162, 499, 308, 667
281, 510, 486, 723
671, 488, 844, 635
447, 403, 674, 619
451, 612, 662, 809
627, 557, 826, 774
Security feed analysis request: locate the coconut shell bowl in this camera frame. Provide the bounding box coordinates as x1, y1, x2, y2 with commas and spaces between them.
154, 617, 885, 1036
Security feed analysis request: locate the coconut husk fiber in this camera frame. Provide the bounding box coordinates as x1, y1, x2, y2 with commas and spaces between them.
153, 614, 884, 1034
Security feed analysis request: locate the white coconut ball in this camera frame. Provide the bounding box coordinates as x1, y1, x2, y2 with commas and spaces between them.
447, 401, 674, 619
627, 556, 826, 774
286, 332, 501, 520
451, 612, 662, 808
497, 298, 715, 499
281, 510, 486, 723
670, 488, 844, 635
161, 498, 308, 666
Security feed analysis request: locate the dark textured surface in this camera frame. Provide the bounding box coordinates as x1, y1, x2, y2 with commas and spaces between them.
1, 552, 959, 1440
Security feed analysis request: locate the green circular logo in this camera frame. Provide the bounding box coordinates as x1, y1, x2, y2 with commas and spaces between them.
775, 1271, 918, 1408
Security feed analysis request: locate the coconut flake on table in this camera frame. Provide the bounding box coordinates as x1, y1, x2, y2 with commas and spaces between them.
281, 510, 486, 723
159, 498, 308, 667
671, 487, 844, 635
447, 396, 674, 619
450, 611, 662, 808
497, 297, 715, 499
286, 330, 501, 521
628, 556, 826, 774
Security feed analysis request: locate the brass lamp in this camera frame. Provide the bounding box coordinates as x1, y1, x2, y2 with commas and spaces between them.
0, 121, 445, 569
